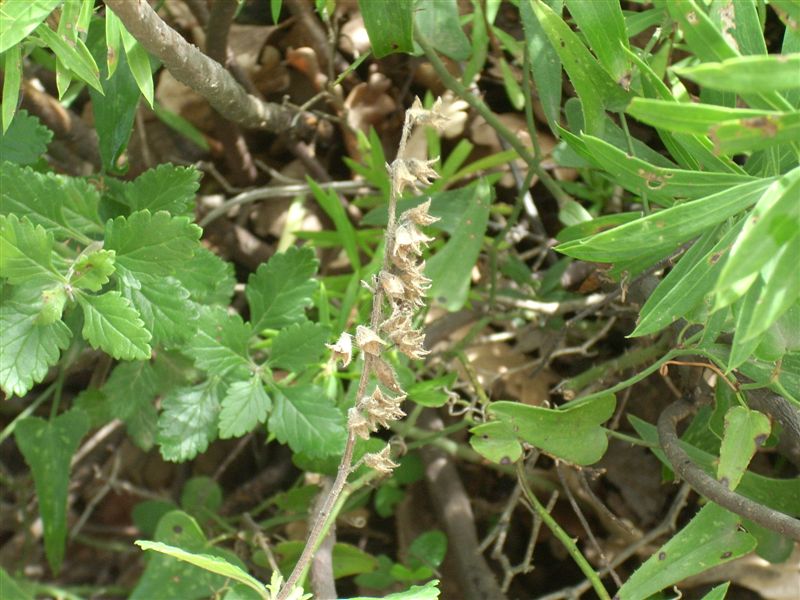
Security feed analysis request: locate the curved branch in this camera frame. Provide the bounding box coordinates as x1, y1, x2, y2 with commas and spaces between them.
657, 398, 800, 542
104, 0, 297, 132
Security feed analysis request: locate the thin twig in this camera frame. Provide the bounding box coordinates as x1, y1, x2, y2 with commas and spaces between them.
658, 397, 800, 541
198, 180, 372, 227
104, 0, 299, 132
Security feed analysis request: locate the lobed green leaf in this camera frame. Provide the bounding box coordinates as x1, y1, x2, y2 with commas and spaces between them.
218, 376, 272, 439
104, 210, 201, 277
246, 246, 319, 331
158, 381, 222, 462
185, 305, 252, 379
78, 291, 152, 360
0, 213, 60, 284
0, 285, 72, 398
269, 384, 346, 458
269, 321, 330, 373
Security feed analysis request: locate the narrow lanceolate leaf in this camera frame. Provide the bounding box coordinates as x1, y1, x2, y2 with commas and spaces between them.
426, 179, 492, 311
520, 0, 562, 135
246, 246, 318, 331
528, 0, 629, 134
717, 407, 771, 491
269, 321, 330, 372
632, 222, 743, 337
0, 286, 72, 398
626, 97, 779, 137
616, 503, 756, 600
564, 0, 630, 81
674, 54, 800, 94
118, 269, 196, 346
0, 163, 103, 242
0, 0, 62, 53
185, 306, 252, 379
0, 214, 60, 284
78, 291, 152, 360
15, 409, 90, 573
2, 45, 22, 133
714, 167, 800, 310
123, 164, 200, 216
269, 385, 347, 458
104, 210, 201, 276
357, 0, 413, 58
218, 376, 272, 439
557, 178, 773, 263
35, 23, 103, 94
120, 25, 154, 108
158, 380, 222, 462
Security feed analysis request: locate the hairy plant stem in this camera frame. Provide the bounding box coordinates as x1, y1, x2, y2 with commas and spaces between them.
414, 28, 571, 208
516, 461, 612, 600
276, 111, 416, 600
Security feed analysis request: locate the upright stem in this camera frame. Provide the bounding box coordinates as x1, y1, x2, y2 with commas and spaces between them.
276, 110, 416, 600
516, 461, 611, 600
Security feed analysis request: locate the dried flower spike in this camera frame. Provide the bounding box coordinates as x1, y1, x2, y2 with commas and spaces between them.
408, 96, 449, 132
405, 199, 439, 226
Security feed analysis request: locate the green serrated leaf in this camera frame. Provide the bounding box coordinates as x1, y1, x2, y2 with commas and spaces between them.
173, 246, 236, 306
490, 393, 616, 465
185, 306, 252, 379
118, 269, 195, 346
15, 409, 90, 573
270, 321, 330, 372
246, 246, 319, 331
158, 381, 222, 462
616, 503, 756, 600
219, 376, 272, 439
0, 285, 72, 398
269, 384, 346, 457
0, 213, 60, 284
717, 406, 771, 491
102, 360, 160, 450
0, 0, 62, 54
0, 162, 103, 243
104, 210, 201, 276
123, 164, 200, 216
36, 285, 68, 325
78, 291, 152, 360
70, 249, 116, 291
426, 179, 492, 311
